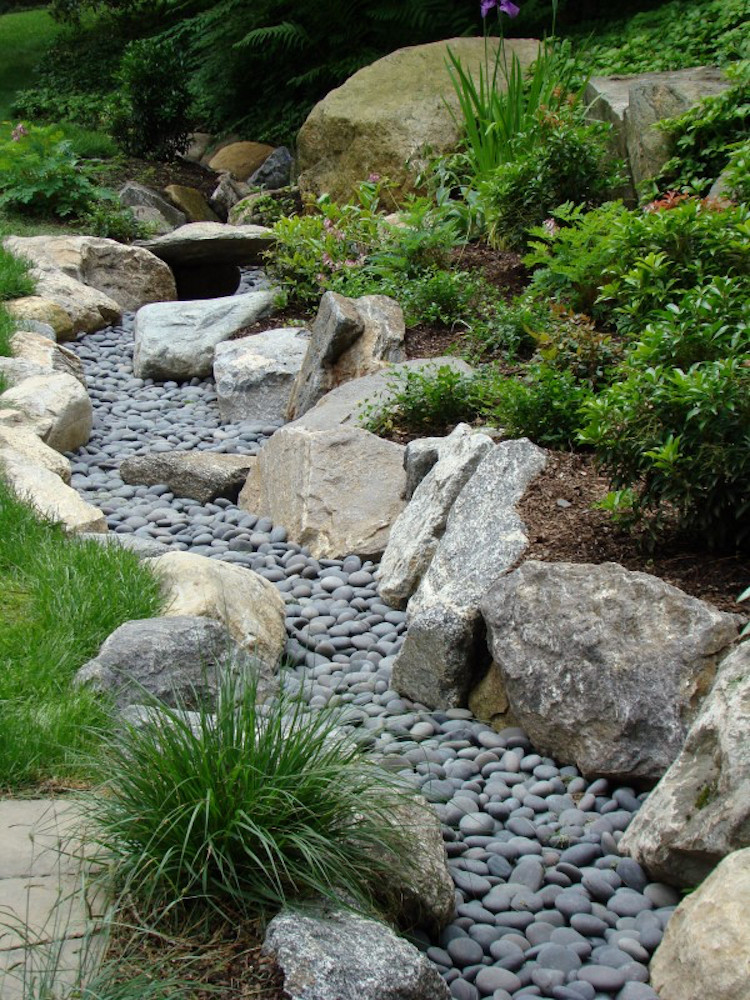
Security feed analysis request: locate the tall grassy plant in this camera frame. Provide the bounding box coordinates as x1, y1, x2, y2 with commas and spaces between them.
86, 667, 417, 922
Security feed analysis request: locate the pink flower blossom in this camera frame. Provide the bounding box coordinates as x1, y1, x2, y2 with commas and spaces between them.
11, 123, 28, 142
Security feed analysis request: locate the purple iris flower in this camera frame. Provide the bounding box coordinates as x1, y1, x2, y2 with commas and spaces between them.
481, 0, 520, 17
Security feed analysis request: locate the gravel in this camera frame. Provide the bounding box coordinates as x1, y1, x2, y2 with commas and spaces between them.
62, 276, 676, 998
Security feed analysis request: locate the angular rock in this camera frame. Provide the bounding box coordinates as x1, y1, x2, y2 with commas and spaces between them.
248, 146, 293, 189
150, 550, 286, 667
209, 172, 251, 219
619, 642, 750, 885
10, 330, 86, 385
207, 141, 274, 180
263, 903, 450, 1000
0, 450, 106, 533
137, 221, 274, 267
586, 66, 730, 194
0, 424, 71, 482
286, 292, 405, 419
119, 451, 256, 504
481, 561, 739, 783
291, 357, 473, 432
1, 372, 92, 453
391, 439, 547, 710
403, 435, 442, 500
214, 328, 309, 422
239, 426, 405, 560
75, 615, 274, 710
0, 356, 48, 387
132, 290, 276, 381
649, 848, 750, 1000
3, 235, 176, 335
3, 296, 74, 341
118, 181, 187, 233
469, 661, 515, 730
377, 424, 495, 608
76, 532, 170, 559
183, 131, 214, 164
297, 37, 539, 203
163, 184, 221, 223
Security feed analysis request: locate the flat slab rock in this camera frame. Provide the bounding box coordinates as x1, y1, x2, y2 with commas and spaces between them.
119, 450, 255, 504
136, 222, 275, 266
263, 904, 450, 1000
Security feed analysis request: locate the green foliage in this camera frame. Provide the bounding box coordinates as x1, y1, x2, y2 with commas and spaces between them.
0, 306, 14, 357
78, 195, 152, 242
0, 122, 101, 218
0, 474, 165, 788
529, 304, 624, 388
478, 106, 621, 248
12, 87, 110, 130
651, 62, 750, 197
724, 136, 750, 202
0, 7, 60, 120
86, 666, 416, 921
110, 35, 192, 160
462, 294, 551, 360
361, 365, 482, 437
0, 242, 35, 302
578, 0, 750, 76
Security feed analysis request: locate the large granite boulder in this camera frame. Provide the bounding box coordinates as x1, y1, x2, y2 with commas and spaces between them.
118, 181, 187, 233
0, 424, 71, 482
649, 848, 750, 1000
1, 372, 92, 453
239, 425, 406, 560
286, 291, 406, 420
0, 356, 49, 388
0, 450, 106, 533
132, 290, 276, 381
619, 642, 750, 885
119, 451, 255, 504
377, 423, 495, 609
3, 235, 176, 335
297, 37, 539, 203
137, 222, 274, 266
10, 330, 85, 386
151, 550, 286, 667
586, 66, 730, 195
249, 146, 293, 189
291, 357, 472, 432
164, 184, 220, 223
480, 561, 739, 783
75, 615, 274, 709
213, 327, 309, 422
3, 296, 74, 341
263, 904, 450, 1000
207, 141, 274, 180
392, 439, 547, 710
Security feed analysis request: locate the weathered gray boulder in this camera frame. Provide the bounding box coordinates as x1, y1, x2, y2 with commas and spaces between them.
377, 424, 495, 609
133, 290, 276, 381
392, 439, 547, 710
137, 222, 274, 266
286, 291, 405, 420
76, 532, 170, 559
209, 172, 251, 219
1, 372, 92, 453
619, 642, 750, 885
248, 146, 293, 189
213, 328, 309, 422
0, 450, 106, 533
151, 550, 286, 667
239, 426, 405, 560
4, 295, 75, 341
75, 616, 274, 709
10, 329, 85, 385
291, 357, 472, 432
119, 451, 255, 504
297, 36, 539, 203
3, 234, 176, 335
0, 424, 71, 482
263, 904, 450, 1000
118, 181, 187, 233
481, 561, 739, 783
586, 66, 730, 195
403, 435, 442, 500
0, 356, 48, 388
650, 848, 750, 1000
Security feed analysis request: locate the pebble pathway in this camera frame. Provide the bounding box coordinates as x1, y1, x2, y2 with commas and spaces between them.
63, 275, 674, 1000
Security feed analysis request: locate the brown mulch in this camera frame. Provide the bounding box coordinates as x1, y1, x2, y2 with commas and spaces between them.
516, 451, 747, 617
97, 157, 219, 199
450, 242, 529, 300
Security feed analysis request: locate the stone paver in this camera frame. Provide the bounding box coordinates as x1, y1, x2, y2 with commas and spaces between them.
0, 800, 105, 997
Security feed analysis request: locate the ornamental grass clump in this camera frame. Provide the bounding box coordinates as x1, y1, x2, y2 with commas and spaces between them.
85, 667, 416, 923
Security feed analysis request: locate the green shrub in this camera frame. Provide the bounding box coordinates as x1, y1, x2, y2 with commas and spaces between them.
478, 107, 621, 249
110, 36, 192, 160
0, 122, 100, 218
12, 87, 111, 130
529, 304, 624, 388
580, 357, 750, 550
78, 195, 151, 242
361, 364, 482, 438
650, 62, 750, 197
723, 136, 750, 203
86, 667, 416, 921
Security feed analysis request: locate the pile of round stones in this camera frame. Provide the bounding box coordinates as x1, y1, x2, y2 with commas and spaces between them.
65, 288, 675, 1000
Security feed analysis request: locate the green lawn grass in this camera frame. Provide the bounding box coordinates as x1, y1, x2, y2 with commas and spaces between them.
0, 7, 60, 122
0, 476, 166, 790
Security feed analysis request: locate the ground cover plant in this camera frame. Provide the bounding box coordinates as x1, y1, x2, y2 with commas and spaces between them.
0, 6, 59, 121
0, 476, 165, 789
